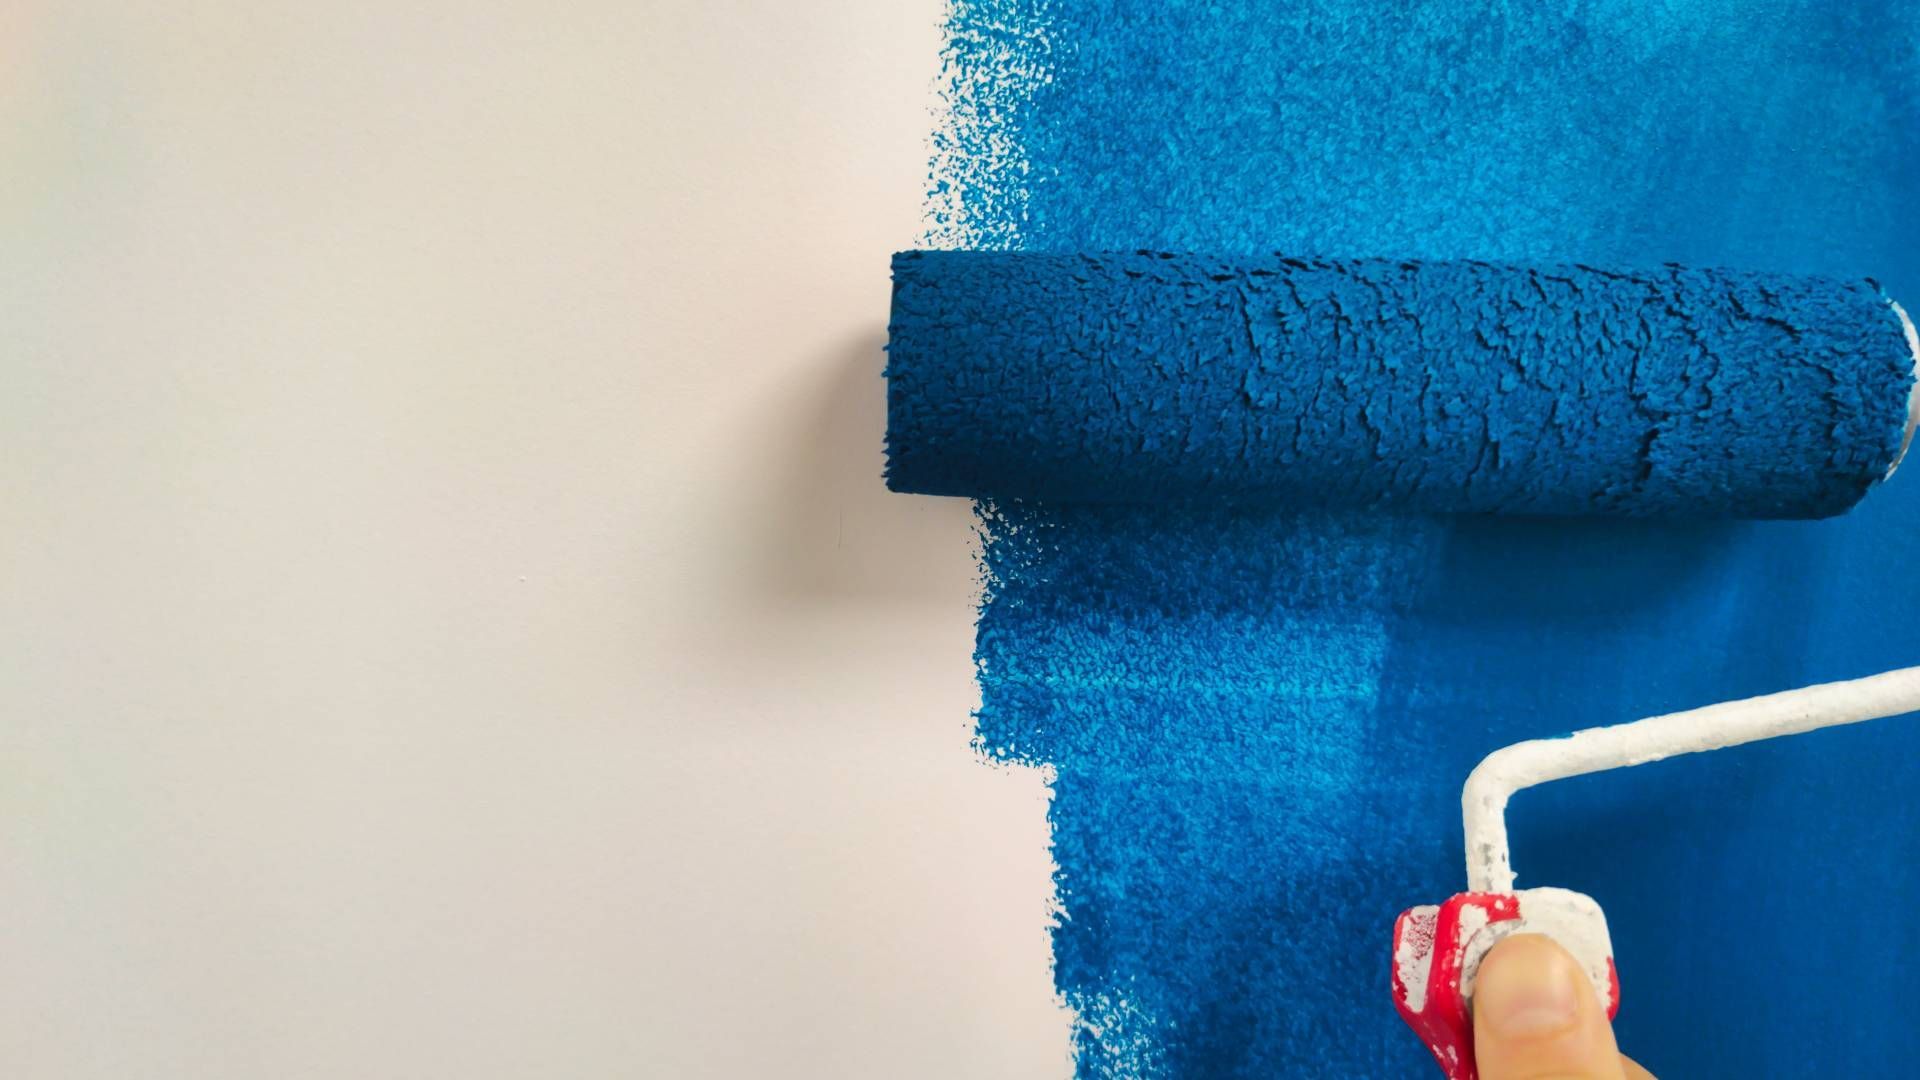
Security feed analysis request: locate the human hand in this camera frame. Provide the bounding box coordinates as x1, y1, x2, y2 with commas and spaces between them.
1473, 934, 1654, 1080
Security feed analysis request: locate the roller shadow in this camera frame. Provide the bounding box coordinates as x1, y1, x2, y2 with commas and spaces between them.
1376, 512, 1828, 733
739, 326, 978, 609
1406, 513, 1826, 696
1418, 513, 1744, 620
1369, 508, 1824, 844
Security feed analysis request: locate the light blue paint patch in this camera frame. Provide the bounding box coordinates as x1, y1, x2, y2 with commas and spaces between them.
931, 1, 1920, 1074
974, 502, 1443, 1071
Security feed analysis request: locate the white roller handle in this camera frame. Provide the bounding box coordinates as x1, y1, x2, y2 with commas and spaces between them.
1463, 666, 1920, 894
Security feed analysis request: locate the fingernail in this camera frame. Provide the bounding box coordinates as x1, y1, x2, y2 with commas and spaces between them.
1478, 944, 1580, 1038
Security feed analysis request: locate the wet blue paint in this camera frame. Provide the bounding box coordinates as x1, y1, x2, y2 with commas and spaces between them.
933, 1, 1920, 1075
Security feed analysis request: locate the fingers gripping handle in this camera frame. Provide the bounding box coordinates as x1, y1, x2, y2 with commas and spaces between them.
1392, 889, 1616, 1080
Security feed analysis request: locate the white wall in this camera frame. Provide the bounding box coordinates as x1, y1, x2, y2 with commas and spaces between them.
1, 4, 1068, 1076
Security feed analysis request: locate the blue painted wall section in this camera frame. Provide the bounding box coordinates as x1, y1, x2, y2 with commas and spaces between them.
932, 1, 1920, 1075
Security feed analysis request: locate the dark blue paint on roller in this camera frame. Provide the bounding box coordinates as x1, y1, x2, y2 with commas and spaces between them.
927, 0, 1920, 1075
887, 251, 1913, 515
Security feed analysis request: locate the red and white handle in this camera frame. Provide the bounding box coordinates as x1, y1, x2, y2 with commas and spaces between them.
1391, 888, 1617, 1080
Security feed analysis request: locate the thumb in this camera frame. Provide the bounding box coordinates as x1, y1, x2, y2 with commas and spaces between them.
1472, 934, 1631, 1080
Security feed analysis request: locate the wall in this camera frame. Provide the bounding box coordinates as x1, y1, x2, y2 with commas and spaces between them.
1, 4, 1069, 1077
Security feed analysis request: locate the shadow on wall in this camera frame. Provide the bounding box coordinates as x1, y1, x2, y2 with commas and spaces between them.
739, 326, 978, 611
1423, 514, 1742, 620
1405, 512, 1826, 697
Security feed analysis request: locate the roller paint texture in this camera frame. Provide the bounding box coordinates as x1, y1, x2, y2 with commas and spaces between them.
887, 250, 1915, 517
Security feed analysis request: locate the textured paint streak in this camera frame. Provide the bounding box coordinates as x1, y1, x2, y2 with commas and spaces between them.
933, 1, 1920, 1075
888, 251, 1914, 514
975, 500, 1439, 1074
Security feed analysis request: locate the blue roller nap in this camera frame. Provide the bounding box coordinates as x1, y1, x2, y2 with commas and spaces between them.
885, 250, 1916, 517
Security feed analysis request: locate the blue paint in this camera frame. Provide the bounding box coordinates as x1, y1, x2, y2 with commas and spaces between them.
930, 1, 1920, 1075
888, 251, 1913, 515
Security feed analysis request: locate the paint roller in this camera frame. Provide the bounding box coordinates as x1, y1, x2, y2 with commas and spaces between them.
886, 250, 1920, 517
882, 248, 1920, 1074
